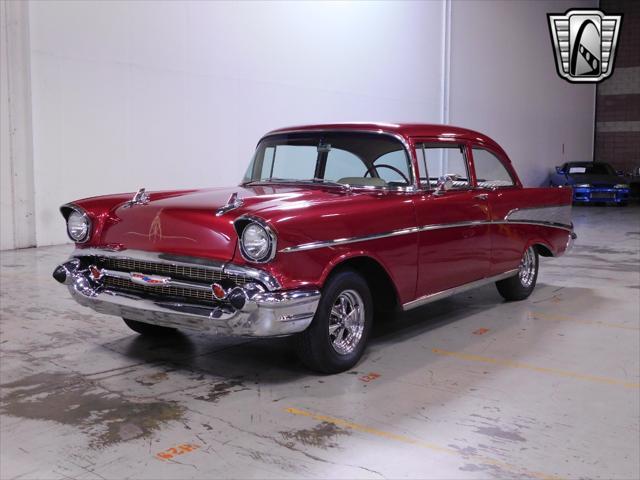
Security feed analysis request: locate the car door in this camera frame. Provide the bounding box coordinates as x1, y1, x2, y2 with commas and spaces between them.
469, 145, 523, 275
412, 140, 492, 299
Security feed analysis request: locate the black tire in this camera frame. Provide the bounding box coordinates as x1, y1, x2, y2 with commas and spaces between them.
495, 246, 539, 301
294, 269, 373, 374
123, 318, 176, 337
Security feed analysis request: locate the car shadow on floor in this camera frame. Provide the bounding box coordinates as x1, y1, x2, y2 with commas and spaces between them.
103, 282, 562, 384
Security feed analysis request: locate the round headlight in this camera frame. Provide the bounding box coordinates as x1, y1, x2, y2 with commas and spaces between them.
67, 210, 90, 242
241, 223, 274, 262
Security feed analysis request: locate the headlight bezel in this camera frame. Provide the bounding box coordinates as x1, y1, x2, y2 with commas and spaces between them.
235, 216, 277, 263
62, 204, 92, 243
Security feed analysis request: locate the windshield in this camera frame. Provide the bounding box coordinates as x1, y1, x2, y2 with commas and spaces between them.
243, 132, 413, 188
566, 163, 616, 175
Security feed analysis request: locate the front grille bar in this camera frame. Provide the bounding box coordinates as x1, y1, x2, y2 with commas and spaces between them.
71, 248, 281, 291
103, 276, 215, 304
100, 268, 213, 291
100, 258, 250, 285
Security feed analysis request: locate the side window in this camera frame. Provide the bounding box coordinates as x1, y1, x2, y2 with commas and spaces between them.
472, 148, 514, 188
373, 150, 411, 185
416, 143, 470, 189
324, 149, 366, 182
260, 145, 317, 180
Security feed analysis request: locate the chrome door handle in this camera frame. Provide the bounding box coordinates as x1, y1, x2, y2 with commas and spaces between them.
474, 193, 489, 200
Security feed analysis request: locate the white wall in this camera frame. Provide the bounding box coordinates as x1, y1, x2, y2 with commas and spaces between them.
449, 0, 597, 186
1, 0, 597, 248
1, 1, 36, 251
28, 0, 445, 246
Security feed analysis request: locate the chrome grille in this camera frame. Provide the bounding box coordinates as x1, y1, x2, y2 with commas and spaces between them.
98, 257, 251, 285
103, 276, 215, 304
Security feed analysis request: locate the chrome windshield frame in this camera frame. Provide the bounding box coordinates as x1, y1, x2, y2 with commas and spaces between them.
242, 129, 419, 193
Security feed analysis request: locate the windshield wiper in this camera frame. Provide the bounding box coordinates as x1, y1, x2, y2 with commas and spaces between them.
242, 177, 298, 186
243, 178, 350, 190
312, 178, 350, 189
291, 178, 351, 191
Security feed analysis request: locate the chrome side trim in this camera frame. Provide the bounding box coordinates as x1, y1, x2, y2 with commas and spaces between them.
496, 220, 573, 233
70, 248, 281, 291
504, 204, 572, 228
280, 225, 422, 253
402, 269, 519, 311
279, 216, 574, 253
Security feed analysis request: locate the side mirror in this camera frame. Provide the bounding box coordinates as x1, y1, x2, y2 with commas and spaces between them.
555, 166, 563, 174
435, 175, 454, 194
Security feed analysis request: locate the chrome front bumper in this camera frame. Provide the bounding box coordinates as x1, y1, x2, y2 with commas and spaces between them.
53, 259, 320, 337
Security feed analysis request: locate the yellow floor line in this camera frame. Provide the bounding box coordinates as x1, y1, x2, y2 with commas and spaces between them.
285, 407, 560, 480
432, 348, 640, 389
528, 311, 640, 331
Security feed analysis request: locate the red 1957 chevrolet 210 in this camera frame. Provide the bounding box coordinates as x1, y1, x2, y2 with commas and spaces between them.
54, 123, 575, 373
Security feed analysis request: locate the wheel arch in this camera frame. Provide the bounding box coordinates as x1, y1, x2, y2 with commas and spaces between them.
532, 242, 554, 257
321, 252, 400, 316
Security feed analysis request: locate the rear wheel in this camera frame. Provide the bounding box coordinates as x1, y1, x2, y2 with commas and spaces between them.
123, 318, 176, 337
495, 246, 538, 301
294, 269, 373, 374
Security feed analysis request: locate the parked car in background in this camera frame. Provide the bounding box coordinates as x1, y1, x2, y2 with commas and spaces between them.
625, 166, 640, 201
550, 161, 630, 205
53, 123, 575, 373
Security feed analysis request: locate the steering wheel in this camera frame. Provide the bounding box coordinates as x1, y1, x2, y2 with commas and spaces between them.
363, 164, 410, 184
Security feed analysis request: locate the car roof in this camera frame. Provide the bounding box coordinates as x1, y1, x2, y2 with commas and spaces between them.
266, 122, 505, 153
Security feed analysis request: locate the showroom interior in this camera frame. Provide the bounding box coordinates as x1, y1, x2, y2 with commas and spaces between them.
1, 0, 638, 478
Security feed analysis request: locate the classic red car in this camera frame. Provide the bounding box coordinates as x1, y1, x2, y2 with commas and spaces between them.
53, 123, 575, 373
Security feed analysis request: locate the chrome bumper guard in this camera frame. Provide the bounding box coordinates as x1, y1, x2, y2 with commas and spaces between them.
54, 259, 320, 337
566, 229, 577, 253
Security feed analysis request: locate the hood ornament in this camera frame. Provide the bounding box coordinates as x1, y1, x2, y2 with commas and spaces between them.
124, 188, 150, 208
216, 192, 243, 216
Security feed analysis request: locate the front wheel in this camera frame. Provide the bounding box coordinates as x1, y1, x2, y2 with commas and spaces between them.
294, 269, 373, 374
495, 246, 539, 301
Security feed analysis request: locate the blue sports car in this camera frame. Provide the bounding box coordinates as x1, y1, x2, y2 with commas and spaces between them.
550, 162, 630, 205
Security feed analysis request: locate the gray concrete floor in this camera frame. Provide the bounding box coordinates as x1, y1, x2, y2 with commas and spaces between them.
1, 206, 639, 480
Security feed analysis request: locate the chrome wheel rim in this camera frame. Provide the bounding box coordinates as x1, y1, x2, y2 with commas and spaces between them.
328, 289, 365, 355
519, 247, 536, 288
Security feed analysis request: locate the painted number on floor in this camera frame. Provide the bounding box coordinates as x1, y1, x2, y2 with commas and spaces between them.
359, 372, 381, 382
155, 443, 200, 461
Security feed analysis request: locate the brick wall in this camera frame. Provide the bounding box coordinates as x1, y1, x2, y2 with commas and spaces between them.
595, 0, 640, 173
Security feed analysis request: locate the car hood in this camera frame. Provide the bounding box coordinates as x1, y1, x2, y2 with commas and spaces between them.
76, 185, 359, 261
565, 174, 623, 186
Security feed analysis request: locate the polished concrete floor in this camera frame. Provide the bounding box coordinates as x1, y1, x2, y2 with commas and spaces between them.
1, 206, 639, 480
